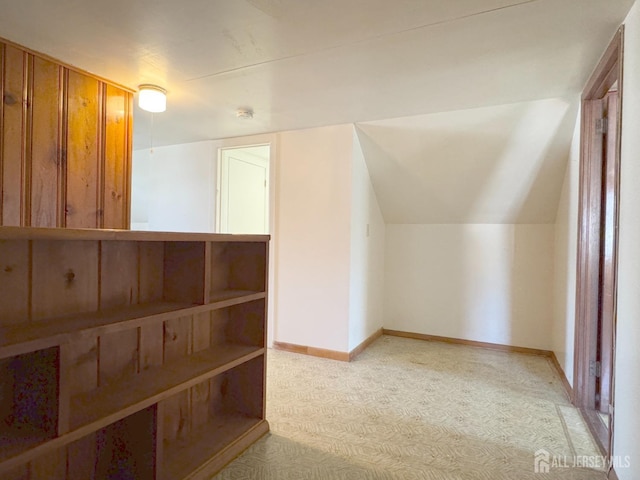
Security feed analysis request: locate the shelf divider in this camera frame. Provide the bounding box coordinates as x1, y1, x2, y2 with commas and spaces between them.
0, 346, 264, 475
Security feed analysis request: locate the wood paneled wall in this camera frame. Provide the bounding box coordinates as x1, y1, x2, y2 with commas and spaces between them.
0, 39, 133, 229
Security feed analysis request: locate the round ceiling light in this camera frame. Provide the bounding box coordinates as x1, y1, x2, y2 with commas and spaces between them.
138, 85, 167, 113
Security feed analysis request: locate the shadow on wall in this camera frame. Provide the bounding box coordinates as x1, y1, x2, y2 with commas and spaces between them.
355, 97, 578, 224
364, 98, 575, 349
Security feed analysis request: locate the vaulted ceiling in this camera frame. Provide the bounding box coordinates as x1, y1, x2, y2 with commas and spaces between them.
0, 0, 634, 224
356, 98, 578, 223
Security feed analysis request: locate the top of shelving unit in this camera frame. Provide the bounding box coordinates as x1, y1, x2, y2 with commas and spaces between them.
0, 227, 270, 242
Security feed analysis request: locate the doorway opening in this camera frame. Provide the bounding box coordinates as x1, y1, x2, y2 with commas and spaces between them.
574, 27, 623, 457
217, 145, 270, 234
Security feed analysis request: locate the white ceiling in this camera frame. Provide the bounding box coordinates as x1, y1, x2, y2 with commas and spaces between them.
356, 97, 578, 224
0, 0, 632, 149
0, 0, 633, 224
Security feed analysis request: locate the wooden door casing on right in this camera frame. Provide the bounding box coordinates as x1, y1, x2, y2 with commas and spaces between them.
574, 27, 623, 456
596, 90, 619, 416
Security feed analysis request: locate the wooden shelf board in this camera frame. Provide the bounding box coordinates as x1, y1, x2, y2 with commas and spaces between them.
0, 226, 270, 243
0, 293, 269, 360
0, 425, 52, 465
208, 290, 265, 308
0, 424, 78, 474
161, 416, 268, 480
0, 228, 270, 476
0, 302, 198, 360
0, 347, 265, 474
70, 346, 265, 434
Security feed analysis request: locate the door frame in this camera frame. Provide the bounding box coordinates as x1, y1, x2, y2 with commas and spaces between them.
573, 27, 624, 456
216, 144, 270, 234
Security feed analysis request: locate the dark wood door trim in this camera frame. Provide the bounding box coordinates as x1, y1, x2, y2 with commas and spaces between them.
574, 26, 624, 457
599, 90, 619, 414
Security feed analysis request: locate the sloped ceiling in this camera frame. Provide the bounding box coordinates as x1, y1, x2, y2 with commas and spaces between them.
356, 98, 578, 224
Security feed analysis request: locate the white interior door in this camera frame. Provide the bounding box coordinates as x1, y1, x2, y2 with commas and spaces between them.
218, 146, 269, 234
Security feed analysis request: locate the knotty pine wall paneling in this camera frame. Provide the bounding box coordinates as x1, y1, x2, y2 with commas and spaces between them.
30, 56, 62, 228
66, 70, 100, 228
0, 44, 27, 226
0, 38, 133, 229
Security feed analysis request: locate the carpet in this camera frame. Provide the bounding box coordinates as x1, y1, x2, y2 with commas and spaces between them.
214, 335, 605, 479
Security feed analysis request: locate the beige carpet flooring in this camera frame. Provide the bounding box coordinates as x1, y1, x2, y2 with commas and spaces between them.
213, 336, 606, 479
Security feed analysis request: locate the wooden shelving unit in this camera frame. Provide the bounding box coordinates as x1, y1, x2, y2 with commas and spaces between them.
0, 227, 270, 479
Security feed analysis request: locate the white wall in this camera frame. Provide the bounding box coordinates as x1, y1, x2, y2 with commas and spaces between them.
131, 141, 217, 232
348, 131, 386, 351
552, 108, 580, 386
613, 2, 640, 476
274, 124, 354, 352
385, 224, 555, 350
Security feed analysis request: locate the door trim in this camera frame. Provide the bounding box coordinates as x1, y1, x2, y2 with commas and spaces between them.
216, 144, 270, 234
574, 27, 624, 456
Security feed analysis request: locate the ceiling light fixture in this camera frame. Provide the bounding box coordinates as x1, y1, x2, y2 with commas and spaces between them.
237, 108, 254, 119
138, 84, 167, 113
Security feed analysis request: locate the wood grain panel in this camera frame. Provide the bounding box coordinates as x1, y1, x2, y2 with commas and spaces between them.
162, 315, 193, 446
161, 390, 191, 444
192, 311, 211, 353
1, 39, 132, 230
229, 300, 265, 347
209, 243, 267, 295
99, 329, 139, 387
190, 381, 210, 432
30, 448, 66, 480
139, 242, 164, 303
103, 84, 129, 229
100, 240, 138, 309
95, 407, 156, 480
31, 240, 99, 320
164, 242, 205, 304
1, 45, 27, 226
163, 316, 191, 363
67, 434, 97, 480
140, 323, 164, 372
4, 465, 29, 480
209, 375, 225, 416
209, 301, 266, 348
65, 70, 100, 228
210, 309, 229, 346
0, 240, 29, 325
225, 355, 264, 419
61, 339, 98, 397
29, 56, 61, 228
